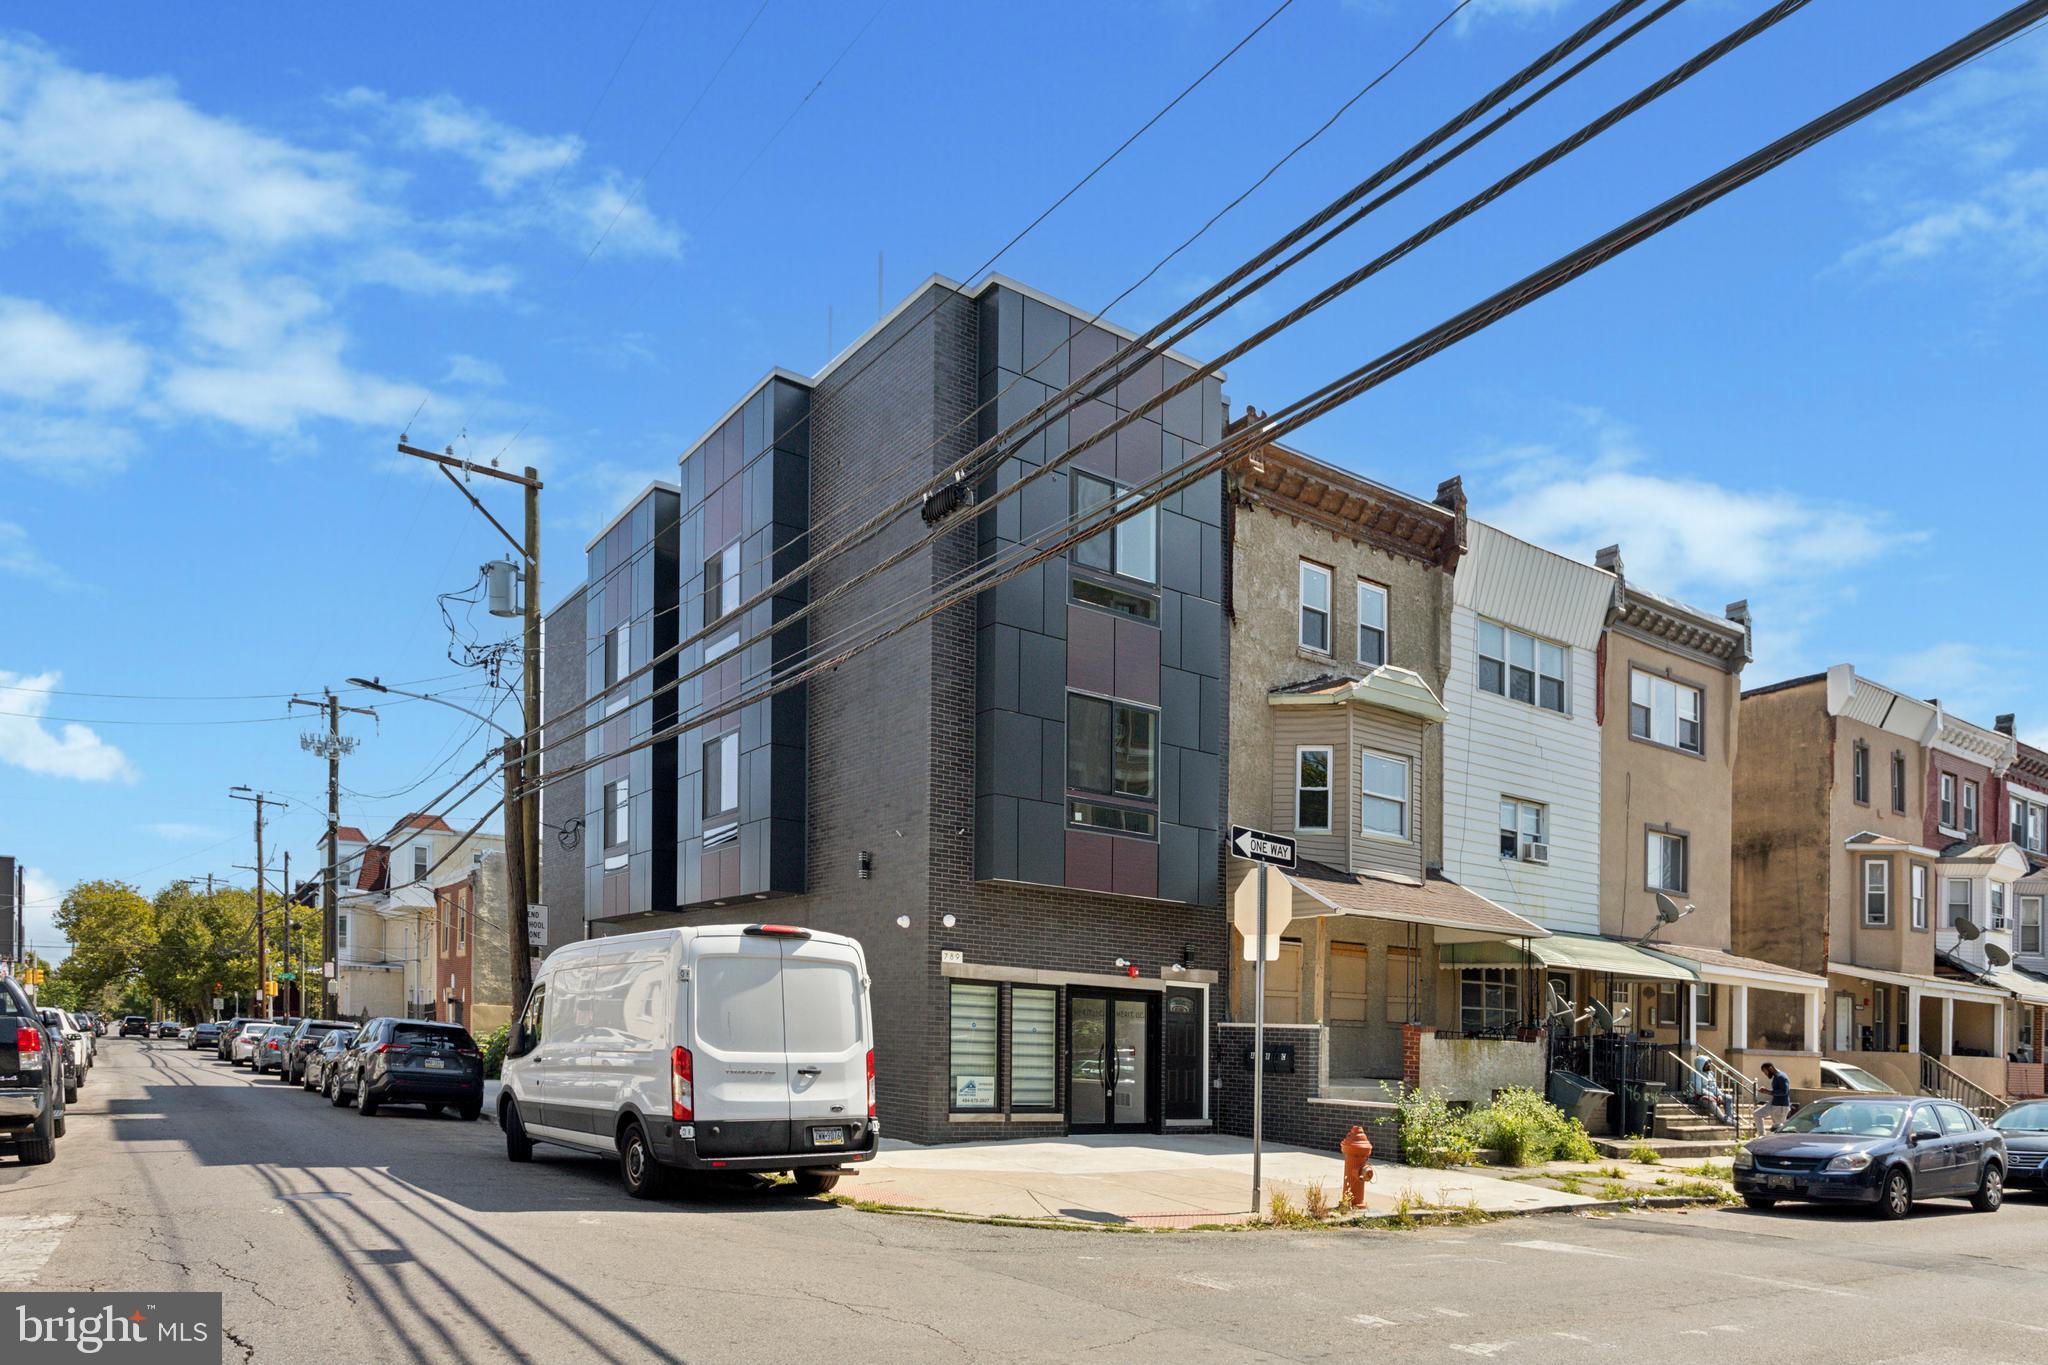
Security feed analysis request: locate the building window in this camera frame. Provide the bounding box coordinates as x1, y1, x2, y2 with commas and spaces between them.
1991, 883, 2007, 931
1264, 939, 1303, 1024
1356, 580, 1388, 667
1891, 752, 1907, 814
1852, 741, 1870, 805
1963, 780, 1979, 836
1629, 670, 1704, 755
603, 621, 632, 689
1647, 829, 1688, 894
1911, 863, 1929, 931
1298, 560, 1331, 653
2022, 896, 2043, 956
1385, 946, 1417, 1024
337, 913, 350, 951
1458, 968, 1521, 1033
1066, 694, 1157, 803
1940, 773, 1957, 829
1947, 877, 1974, 931
1072, 472, 1157, 584
702, 732, 739, 823
1329, 943, 1368, 1024
1694, 984, 1716, 1029
1360, 752, 1409, 840
603, 779, 629, 871
703, 540, 741, 627
1009, 987, 1057, 1111
948, 983, 998, 1111
1862, 858, 1890, 927
1656, 982, 1682, 1028
1294, 746, 1331, 833
1478, 619, 1566, 714
413, 844, 429, 883
458, 907, 466, 952
1499, 798, 1547, 864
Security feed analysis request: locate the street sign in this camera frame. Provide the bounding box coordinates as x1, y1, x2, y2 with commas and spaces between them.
211, 996, 224, 1011
1230, 824, 1295, 869
526, 903, 546, 948
323, 961, 335, 980
279, 971, 296, 982
1231, 864, 1291, 960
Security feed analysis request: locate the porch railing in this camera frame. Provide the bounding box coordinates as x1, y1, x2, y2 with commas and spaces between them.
1664, 1044, 1761, 1140
1920, 1052, 2002, 1118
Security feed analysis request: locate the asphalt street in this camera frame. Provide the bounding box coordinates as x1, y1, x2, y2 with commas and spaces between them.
7, 1040, 2048, 1364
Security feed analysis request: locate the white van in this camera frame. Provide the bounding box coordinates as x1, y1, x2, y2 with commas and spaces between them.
498, 923, 877, 1198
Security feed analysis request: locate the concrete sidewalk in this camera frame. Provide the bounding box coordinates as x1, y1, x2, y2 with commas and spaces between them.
848, 1132, 1596, 1226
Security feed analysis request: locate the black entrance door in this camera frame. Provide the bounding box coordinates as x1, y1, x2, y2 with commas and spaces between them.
1068, 990, 1159, 1133
1161, 987, 1203, 1120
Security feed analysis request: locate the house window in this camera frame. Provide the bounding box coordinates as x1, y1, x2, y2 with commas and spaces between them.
1862, 858, 1890, 926
1499, 798, 1547, 864
2022, 896, 2043, 955
1458, 968, 1521, 1033
603, 621, 632, 689
1298, 561, 1332, 653
1009, 987, 1057, 1111
1947, 877, 1974, 931
1940, 774, 1957, 829
1991, 883, 2007, 931
1911, 863, 1929, 931
1264, 939, 1303, 1025
1629, 670, 1704, 755
1328, 942, 1368, 1023
1385, 946, 1417, 1024
603, 778, 629, 871
1656, 982, 1681, 1028
1694, 984, 1716, 1029
1892, 753, 1907, 813
1072, 472, 1156, 583
337, 913, 351, 951
1294, 747, 1331, 833
1646, 829, 1688, 894
1852, 742, 1870, 805
1360, 751, 1409, 840
1963, 780, 1979, 836
458, 907, 466, 952
1477, 619, 1566, 714
703, 541, 741, 627
702, 732, 740, 823
1066, 694, 1157, 803
413, 845, 429, 883
1357, 580, 1388, 667
948, 983, 998, 1111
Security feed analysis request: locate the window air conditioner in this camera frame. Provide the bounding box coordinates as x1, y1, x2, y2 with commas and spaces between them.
1521, 842, 1549, 865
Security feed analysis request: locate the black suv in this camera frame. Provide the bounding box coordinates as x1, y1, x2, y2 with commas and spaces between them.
1, 976, 64, 1164
332, 1018, 484, 1120
119, 1015, 149, 1038
278, 1019, 351, 1086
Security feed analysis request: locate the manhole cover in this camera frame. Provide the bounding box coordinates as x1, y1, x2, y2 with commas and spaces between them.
278, 1191, 354, 1202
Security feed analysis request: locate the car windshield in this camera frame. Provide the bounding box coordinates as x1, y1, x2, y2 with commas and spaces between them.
1827, 1064, 1889, 1091
1779, 1099, 1909, 1137
1993, 1102, 2048, 1132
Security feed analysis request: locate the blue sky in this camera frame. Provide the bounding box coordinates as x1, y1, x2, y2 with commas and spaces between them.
4, 0, 2044, 958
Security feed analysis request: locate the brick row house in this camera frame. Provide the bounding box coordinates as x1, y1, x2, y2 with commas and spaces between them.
331, 814, 506, 1026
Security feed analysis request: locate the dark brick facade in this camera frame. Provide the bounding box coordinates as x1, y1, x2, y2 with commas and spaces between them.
1211, 1023, 1403, 1160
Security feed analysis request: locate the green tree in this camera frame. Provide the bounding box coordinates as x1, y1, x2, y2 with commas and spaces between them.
53, 880, 154, 1004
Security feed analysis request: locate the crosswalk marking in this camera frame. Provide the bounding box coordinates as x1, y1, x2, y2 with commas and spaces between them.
0, 1213, 76, 1287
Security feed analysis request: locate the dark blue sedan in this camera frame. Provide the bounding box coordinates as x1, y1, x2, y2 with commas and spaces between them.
1991, 1100, 2048, 1192
1733, 1095, 2006, 1219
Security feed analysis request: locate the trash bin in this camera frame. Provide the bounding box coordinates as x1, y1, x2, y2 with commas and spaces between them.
1548, 1070, 1613, 1137
1620, 1079, 1667, 1138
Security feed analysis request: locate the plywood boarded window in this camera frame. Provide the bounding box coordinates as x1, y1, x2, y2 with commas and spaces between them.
1385, 945, 1417, 1024
1329, 942, 1368, 1023
1264, 939, 1303, 1025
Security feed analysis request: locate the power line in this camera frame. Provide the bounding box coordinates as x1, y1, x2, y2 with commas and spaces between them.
0, 671, 473, 702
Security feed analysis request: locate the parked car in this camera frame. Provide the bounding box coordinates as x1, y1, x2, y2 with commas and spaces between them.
303, 1029, 356, 1095
189, 1022, 223, 1052
80, 1013, 105, 1038
500, 924, 877, 1199
216, 1017, 255, 1061
1818, 1060, 1892, 1093
0, 976, 64, 1165
119, 1015, 149, 1038
152, 1020, 179, 1039
1734, 1094, 2006, 1218
1990, 1100, 2048, 1193
331, 1018, 483, 1120
278, 1019, 351, 1085
250, 1024, 293, 1075
228, 1022, 269, 1066
39, 1009, 89, 1096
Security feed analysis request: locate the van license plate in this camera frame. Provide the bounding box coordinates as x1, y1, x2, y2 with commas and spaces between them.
811, 1126, 845, 1146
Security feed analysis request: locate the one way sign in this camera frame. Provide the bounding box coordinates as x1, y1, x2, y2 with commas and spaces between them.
1229, 825, 1296, 870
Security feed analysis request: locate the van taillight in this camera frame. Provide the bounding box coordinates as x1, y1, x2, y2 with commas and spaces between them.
17, 1027, 41, 1058
672, 1046, 694, 1122
866, 1049, 876, 1118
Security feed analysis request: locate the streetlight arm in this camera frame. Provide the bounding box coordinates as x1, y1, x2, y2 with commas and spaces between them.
346, 677, 514, 739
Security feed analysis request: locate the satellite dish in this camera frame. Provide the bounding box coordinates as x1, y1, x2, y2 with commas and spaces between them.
1954, 914, 1982, 941
1654, 892, 1695, 925
1986, 942, 2012, 966
1589, 1000, 1614, 1032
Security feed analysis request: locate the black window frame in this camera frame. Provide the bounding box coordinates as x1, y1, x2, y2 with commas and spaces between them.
701, 731, 740, 825
1070, 470, 1157, 585
1852, 741, 1870, 805
1065, 692, 1158, 804
1891, 751, 1907, 813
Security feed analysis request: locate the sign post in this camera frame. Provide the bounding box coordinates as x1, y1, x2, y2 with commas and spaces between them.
1229, 825, 1295, 1217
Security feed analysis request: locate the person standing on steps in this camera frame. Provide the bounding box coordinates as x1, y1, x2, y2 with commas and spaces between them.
1755, 1061, 1793, 1133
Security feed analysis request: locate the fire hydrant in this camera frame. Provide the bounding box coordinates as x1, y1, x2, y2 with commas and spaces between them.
1341, 1125, 1375, 1207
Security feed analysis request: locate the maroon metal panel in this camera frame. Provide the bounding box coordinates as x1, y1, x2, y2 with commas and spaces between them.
1066, 830, 1114, 893
1067, 604, 1114, 696
1113, 616, 1160, 705
1111, 835, 1158, 900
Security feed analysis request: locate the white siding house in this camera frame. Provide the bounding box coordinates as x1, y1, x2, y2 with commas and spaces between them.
1440, 522, 1613, 935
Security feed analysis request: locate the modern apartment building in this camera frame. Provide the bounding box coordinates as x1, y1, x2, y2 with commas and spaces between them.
537, 582, 590, 954
567, 274, 1229, 1143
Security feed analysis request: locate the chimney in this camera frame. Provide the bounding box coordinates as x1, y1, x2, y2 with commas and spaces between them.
1996, 713, 2016, 736
1432, 475, 1466, 517
1726, 599, 1754, 665
1594, 544, 1624, 576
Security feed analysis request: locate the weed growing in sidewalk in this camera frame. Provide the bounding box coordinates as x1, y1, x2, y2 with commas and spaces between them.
1627, 1140, 1661, 1165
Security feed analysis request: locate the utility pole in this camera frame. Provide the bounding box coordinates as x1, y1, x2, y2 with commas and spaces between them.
229, 788, 282, 1019
293, 690, 368, 1017
393, 439, 543, 1013
282, 849, 292, 1016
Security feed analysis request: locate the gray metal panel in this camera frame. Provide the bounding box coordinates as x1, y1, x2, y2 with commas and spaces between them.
990, 710, 1044, 801
1039, 716, 1065, 805
1159, 821, 1200, 905
978, 623, 1020, 715
1179, 596, 1222, 679
1199, 673, 1223, 757
1159, 744, 1181, 826
1159, 510, 1203, 596
1157, 589, 1182, 671
1018, 630, 1066, 721
1017, 799, 1067, 887
1178, 748, 1220, 834
1160, 667, 1200, 750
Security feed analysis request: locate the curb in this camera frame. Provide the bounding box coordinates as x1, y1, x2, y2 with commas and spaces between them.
828, 1191, 1726, 1233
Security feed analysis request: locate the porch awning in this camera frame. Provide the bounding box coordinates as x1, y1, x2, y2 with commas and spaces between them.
1281, 860, 1547, 942
1441, 932, 1696, 982
1827, 960, 2009, 1003
1935, 950, 2048, 1008
1637, 942, 1827, 993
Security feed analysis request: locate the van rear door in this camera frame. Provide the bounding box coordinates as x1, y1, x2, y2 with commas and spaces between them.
689, 933, 794, 1143
780, 937, 868, 1148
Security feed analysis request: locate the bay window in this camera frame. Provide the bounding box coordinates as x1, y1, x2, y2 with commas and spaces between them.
1361, 751, 1409, 840
1911, 863, 1928, 930
2022, 896, 2043, 956
1862, 857, 1890, 926
1947, 878, 1974, 931
1295, 746, 1331, 833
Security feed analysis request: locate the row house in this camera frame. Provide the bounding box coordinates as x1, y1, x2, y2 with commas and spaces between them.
332, 814, 504, 1024
428, 850, 514, 1034
567, 274, 1228, 1144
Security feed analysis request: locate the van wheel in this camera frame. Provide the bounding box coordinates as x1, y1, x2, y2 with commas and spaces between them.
794, 1169, 842, 1196
503, 1101, 534, 1163
619, 1121, 670, 1200
1877, 1168, 1913, 1220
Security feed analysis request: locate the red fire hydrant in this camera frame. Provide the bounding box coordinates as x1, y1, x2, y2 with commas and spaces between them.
1341, 1125, 1375, 1206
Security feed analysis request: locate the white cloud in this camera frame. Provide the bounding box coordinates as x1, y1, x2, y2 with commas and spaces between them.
0, 296, 147, 407
1874, 642, 2029, 733
1454, 0, 1574, 33
0, 670, 137, 783
1839, 169, 2048, 278
142, 821, 221, 842
0, 521, 74, 588
0, 410, 144, 477
443, 353, 506, 389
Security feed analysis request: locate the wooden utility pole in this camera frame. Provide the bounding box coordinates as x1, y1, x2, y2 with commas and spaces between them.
292, 691, 369, 1018
230, 788, 279, 1019
394, 441, 543, 1013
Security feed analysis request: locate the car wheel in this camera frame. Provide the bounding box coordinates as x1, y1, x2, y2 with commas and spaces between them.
356, 1080, 380, 1117
503, 1100, 534, 1163
793, 1169, 842, 1196
53, 1114, 66, 1139
1971, 1163, 2004, 1213
1741, 1195, 1776, 1211
459, 1102, 482, 1123
329, 1073, 348, 1108
1878, 1168, 1913, 1220
63, 1080, 77, 1105
619, 1121, 670, 1200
